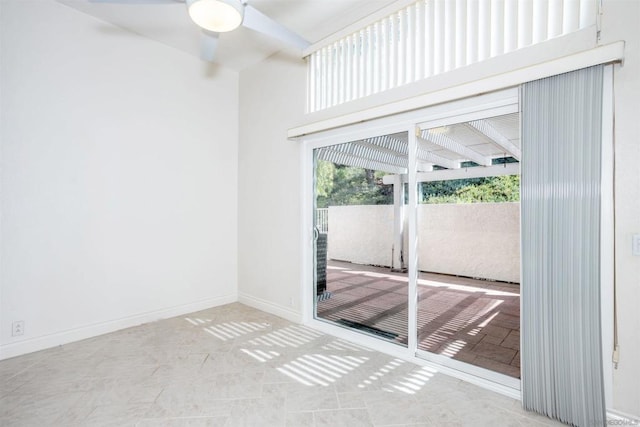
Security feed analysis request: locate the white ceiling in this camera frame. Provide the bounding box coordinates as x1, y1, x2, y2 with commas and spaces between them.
57, 0, 398, 71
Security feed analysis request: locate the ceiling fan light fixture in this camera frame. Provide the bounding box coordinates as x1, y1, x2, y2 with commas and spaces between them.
187, 0, 244, 33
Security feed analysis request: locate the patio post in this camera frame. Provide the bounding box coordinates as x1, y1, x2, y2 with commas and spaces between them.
391, 174, 405, 271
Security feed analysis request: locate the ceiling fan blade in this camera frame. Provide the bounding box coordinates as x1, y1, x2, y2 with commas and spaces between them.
242, 5, 310, 51
201, 30, 219, 62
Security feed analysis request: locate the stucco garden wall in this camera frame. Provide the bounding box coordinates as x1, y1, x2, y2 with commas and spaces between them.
328, 203, 520, 283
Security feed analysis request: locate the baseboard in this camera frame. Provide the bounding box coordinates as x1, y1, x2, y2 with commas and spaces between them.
238, 293, 302, 323
607, 409, 640, 423
0, 293, 238, 360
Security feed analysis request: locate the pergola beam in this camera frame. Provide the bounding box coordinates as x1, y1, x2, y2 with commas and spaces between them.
317, 147, 407, 174
467, 119, 522, 160
383, 162, 520, 184
416, 137, 460, 169
416, 162, 520, 182
420, 131, 493, 166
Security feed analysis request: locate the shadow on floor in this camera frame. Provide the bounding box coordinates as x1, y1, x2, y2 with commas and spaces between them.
317, 260, 521, 378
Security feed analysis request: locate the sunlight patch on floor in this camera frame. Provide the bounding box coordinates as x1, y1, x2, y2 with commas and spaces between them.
277, 354, 369, 387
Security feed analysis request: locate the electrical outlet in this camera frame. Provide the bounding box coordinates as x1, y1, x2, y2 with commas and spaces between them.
289, 297, 295, 307
12, 321, 24, 337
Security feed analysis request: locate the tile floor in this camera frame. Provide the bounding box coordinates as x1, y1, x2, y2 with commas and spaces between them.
0, 303, 560, 426
318, 261, 521, 378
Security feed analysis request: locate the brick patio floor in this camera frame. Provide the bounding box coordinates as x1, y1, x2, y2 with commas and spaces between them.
317, 260, 521, 378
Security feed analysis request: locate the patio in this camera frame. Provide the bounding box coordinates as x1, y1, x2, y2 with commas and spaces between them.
317, 260, 521, 378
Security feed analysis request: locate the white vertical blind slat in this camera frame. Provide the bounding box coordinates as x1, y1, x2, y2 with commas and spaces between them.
338, 40, 345, 105
425, 0, 435, 77
518, 0, 533, 48
490, 0, 504, 57
407, 5, 416, 83
390, 15, 397, 90
366, 25, 374, 96
345, 35, 353, 103
381, 18, 389, 91
466, 0, 478, 65
398, 11, 407, 86
548, 0, 564, 38
326, 46, 332, 108
373, 22, 381, 94
433, 0, 445, 74
321, 47, 328, 110
532, 0, 549, 44
444, 0, 456, 72
353, 34, 359, 101
478, 0, 491, 61
306, 0, 597, 111
563, 0, 580, 33
580, 0, 597, 28
455, 0, 467, 69
358, 30, 365, 98
415, 1, 425, 80
504, 0, 518, 53
331, 42, 340, 105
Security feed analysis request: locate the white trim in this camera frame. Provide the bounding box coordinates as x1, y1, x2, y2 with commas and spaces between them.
290, 37, 624, 139
300, 88, 519, 148
301, 146, 315, 326
601, 63, 615, 412
0, 294, 237, 360
407, 125, 418, 355
607, 409, 640, 423
238, 293, 303, 323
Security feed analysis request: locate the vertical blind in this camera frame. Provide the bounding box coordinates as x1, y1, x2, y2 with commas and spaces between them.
521, 65, 605, 427
307, 0, 599, 112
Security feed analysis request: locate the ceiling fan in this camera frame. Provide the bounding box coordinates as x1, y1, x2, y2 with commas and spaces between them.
90, 0, 311, 62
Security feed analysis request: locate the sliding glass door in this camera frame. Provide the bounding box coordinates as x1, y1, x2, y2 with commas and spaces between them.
306, 89, 523, 388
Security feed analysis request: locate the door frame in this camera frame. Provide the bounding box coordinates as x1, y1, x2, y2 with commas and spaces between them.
300, 88, 523, 396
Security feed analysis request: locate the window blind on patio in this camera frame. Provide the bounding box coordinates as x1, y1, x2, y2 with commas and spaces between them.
520, 65, 605, 427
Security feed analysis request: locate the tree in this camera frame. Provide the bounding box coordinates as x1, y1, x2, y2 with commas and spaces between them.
423, 175, 520, 204
316, 161, 393, 207
316, 159, 520, 207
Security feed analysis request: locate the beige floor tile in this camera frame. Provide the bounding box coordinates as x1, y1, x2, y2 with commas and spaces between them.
314, 408, 374, 426
0, 303, 565, 427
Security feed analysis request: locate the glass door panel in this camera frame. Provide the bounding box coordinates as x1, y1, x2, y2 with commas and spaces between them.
414, 113, 522, 380
313, 132, 409, 346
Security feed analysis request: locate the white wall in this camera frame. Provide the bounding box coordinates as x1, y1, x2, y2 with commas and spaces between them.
600, 0, 640, 418
237, 52, 307, 321
0, 0, 239, 359
328, 203, 520, 283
